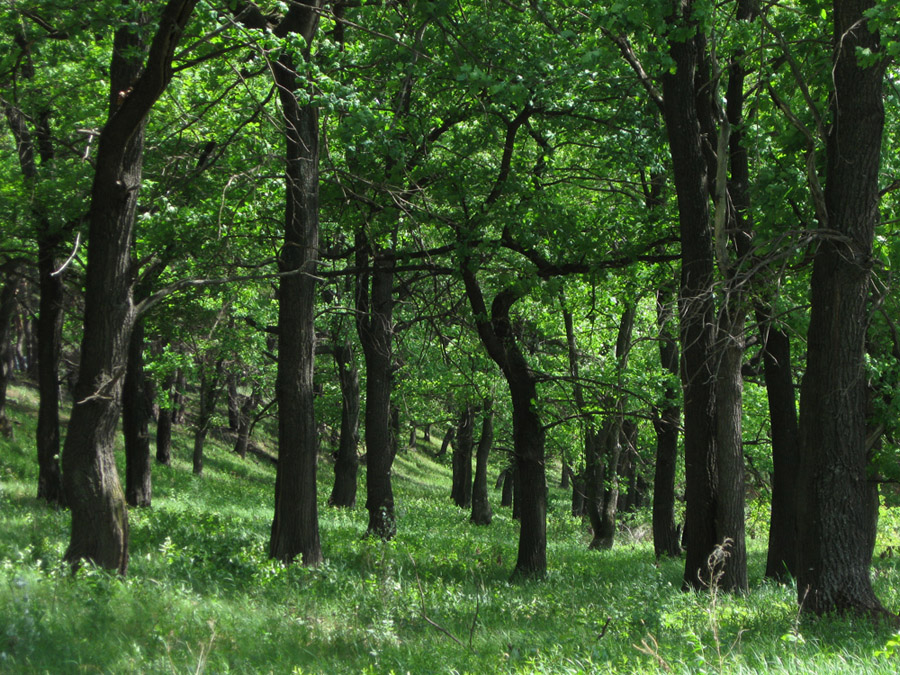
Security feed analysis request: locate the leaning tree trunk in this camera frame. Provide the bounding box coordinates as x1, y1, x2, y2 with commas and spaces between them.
796, 0, 888, 617
328, 341, 360, 508
470, 401, 494, 525
62, 2, 200, 573
451, 404, 475, 508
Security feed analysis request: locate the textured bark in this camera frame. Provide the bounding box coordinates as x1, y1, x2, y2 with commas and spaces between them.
470, 402, 494, 525
63, 1, 199, 572
328, 341, 359, 508
0, 267, 21, 423
653, 285, 682, 558
796, 0, 887, 616
357, 245, 397, 539
451, 404, 475, 508
122, 319, 152, 507
662, 2, 719, 589
267, 0, 324, 568
155, 370, 177, 465
35, 233, 64, 505
192, 357, 223, 476
758, 315, 799, 579
461, 268, 546, 576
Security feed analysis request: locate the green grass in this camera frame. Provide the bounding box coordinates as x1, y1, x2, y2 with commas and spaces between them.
2, 382, 900, 673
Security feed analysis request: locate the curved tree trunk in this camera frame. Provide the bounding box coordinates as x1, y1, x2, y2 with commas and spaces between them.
63, 2, 200, 572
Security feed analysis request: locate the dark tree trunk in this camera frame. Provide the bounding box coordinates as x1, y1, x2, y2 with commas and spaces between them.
571, 469, 586, 518
35, 233, 64, 505
357, 246, 397, 539
0, 267, 21, 422
390, 402, 400, 458
462, 265, 546, 576
328, 341, 359, 508
122, 318, 151, 507
758, 314, 799, 580
560, 460, 571, 489
155, 370, 177, 465
233, 390, 260, 459
226, 372, 240, 431
796, 0, 888, 616
652, 285, 682, 558
451, 404, 474, 508
63, 2, 199, 573
192, 357, 223, 476
267, 1, 324, 568
500, 465, 514, 507
3, 88, 64, 501
470, 401, 494, 525
662, 2, 719, 590
437, 425, 454, 457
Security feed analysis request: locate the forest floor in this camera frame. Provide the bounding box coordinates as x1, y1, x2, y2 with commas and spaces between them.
2, 381, 900, 673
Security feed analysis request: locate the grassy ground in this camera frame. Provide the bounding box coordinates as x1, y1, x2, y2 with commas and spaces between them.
2, 382, 900, 673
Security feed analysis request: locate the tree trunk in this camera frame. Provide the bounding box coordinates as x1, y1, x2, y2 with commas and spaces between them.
758, 313, 799, 580
192, 356, 223, 476
470, 401, 494, 525
328, 341, 359, 508
451, 404, 475, 508
796, 0, 887, 617
357, 245, 397, 539
62, 2, 200, 572
122, 318, 151, 507
0, 267, 21, 422
267, 3, 324, 567
662, 2, 719, 590
155, 370, 177, 465
500, 465, 514, 508
35, 232, 64, 505
437, 425, 454, 457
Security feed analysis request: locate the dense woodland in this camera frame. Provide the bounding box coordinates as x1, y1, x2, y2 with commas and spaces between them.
2, 1, 900, 666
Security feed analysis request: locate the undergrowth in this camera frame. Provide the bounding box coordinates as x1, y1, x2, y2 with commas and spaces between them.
1, 382, 899, 673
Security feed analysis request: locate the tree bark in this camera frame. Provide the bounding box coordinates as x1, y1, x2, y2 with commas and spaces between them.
328, 341, 359, 508
122, 318, 152, 507
267, 1, 324, 567
192, 356, 223, 476
451, 404, 475, 508
62, 1, 199, 573
470, 401, 494, 525
796, 0, 888, 616
437, 425, 454, 457
155, 369, 177, 465
662, 1, 719, 590
35, 233, 64, 505
758, 313, 799, 580
653, 283, 682, 558
357, 243, 397, 539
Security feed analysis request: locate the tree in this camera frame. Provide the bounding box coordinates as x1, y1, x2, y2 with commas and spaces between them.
61, 0, 199, 573
795, 0, 890, 617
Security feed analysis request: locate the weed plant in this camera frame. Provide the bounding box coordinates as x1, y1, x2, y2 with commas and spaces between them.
1, 383, 899, 673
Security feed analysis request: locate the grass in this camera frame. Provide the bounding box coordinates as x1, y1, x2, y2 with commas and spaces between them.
2, 381, 900, 673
